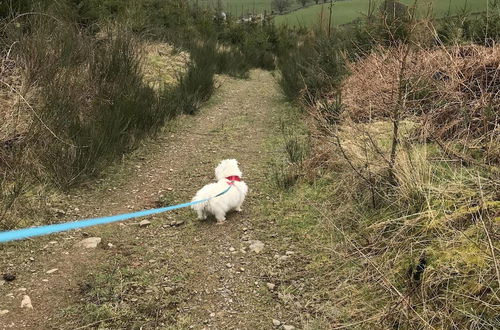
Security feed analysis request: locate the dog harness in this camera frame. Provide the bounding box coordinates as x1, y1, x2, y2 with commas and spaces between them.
226, 175, 241, 185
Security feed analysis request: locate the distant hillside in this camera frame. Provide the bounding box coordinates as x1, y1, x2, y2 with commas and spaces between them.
274, 0, 490, 27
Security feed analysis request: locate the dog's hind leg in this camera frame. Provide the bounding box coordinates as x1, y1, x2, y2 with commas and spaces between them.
214, 211, 226, 224
197, 209, 208, 220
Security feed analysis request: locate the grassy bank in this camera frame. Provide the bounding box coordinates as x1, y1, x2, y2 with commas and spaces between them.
267, 78, 499, 329
273, 1, 499, 327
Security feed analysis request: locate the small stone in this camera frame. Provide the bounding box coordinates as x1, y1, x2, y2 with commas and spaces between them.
49, 241, 57, 244
272, 319, 281, 326
54, 209, 66, 217
229, 247, 235, 252
149, 259, 156, 263
248, 240, 264, 253
242, 227, 248, 231
175, 220, 185, 226
226, 263, 232, 268
17, 288, 26, 291
283, 325, 296, 330
285, 251, 295, 255
240, 267, 245, 272
210, 312, 215, 317
42, 279, 48, 282
0, 310, 8, 315
21, 295, 33, 309
107, 243, 114, 248
29, 257, 35, 262
139, 220, 151, 227
266, 282, 276, 290
2, 273, 15, 282
46, 269, 58, 274
74, 237, 101, 249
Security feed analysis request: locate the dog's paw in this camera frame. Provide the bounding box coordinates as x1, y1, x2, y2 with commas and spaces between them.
216, 220, 226, 225
215, 215, 226, 224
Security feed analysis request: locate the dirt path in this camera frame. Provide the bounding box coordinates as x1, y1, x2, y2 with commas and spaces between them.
1, 70, 304, 329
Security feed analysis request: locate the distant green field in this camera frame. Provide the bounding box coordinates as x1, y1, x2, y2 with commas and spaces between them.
193, 0, 301, 16
274, 0, 491, 27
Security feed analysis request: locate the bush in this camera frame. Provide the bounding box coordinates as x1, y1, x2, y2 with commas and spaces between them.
12, 17, 172, 187
437, 1, 500, 46
277, 30, 352, 103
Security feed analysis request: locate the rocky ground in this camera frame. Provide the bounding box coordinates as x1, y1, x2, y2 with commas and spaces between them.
0, 70, 308, 329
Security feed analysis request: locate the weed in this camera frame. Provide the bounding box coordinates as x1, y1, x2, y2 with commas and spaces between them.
269, 161, 299, 191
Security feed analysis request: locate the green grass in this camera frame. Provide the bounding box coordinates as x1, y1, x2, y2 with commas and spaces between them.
274, 0, 491, 27
263, 110, 500, 328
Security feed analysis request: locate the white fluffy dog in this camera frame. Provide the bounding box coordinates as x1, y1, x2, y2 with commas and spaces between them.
191, 159, 248, 224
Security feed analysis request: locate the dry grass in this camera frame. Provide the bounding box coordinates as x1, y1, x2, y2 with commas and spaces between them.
0, 53, 32, 144
339, 44, 500, 164
289, 41, 500, 328
140, 42, 190, 90
296, 116, 500, 327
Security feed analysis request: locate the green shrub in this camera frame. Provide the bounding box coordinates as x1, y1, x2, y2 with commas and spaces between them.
174, 41, 216, 115
437, 1, 500, 46
14, 18, 172, 186
277, 31, 350, 103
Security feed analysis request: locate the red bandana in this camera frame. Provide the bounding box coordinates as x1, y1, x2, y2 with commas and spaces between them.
226, 176, 241, 184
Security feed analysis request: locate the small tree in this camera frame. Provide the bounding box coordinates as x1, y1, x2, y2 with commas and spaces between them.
298, 0, 310, 7
272, 0, 291, 14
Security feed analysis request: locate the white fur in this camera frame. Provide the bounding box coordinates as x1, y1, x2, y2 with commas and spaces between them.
191, 159, 248, 224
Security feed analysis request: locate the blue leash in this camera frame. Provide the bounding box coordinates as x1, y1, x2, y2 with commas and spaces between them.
0, 185, 232, 243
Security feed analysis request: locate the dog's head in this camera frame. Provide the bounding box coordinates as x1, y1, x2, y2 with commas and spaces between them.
215, 159, 242, 181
